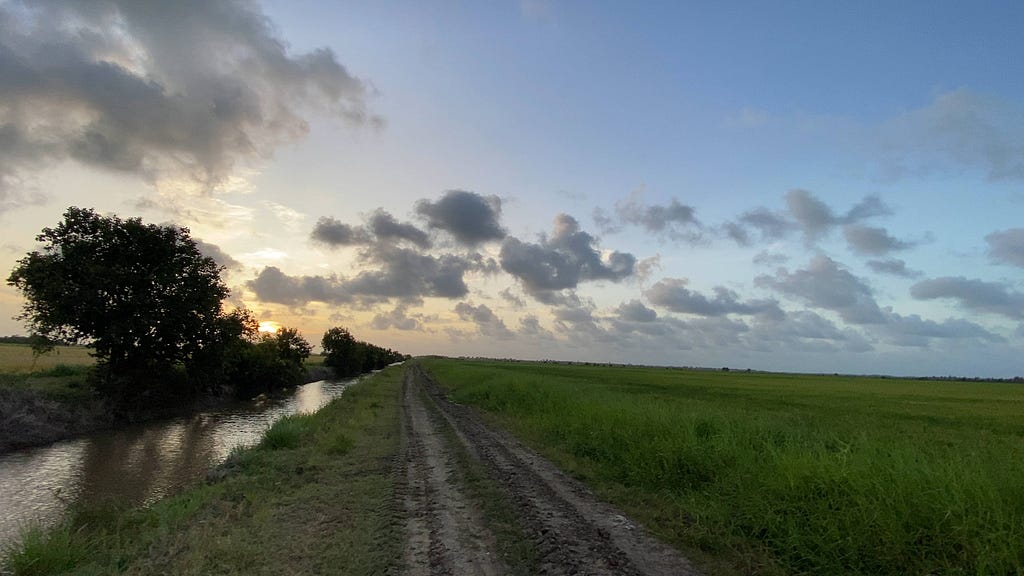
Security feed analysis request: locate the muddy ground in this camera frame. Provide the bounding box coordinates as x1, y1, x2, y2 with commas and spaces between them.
399, 363, 702, 576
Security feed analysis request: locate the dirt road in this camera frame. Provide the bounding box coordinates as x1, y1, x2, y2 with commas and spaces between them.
400, 363, 702, 576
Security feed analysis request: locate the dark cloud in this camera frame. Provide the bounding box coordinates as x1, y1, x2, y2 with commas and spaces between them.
786, 190, 890, 241
756, 255, 886, 324
371, 305, 422, 331
0, 0, 373, 210
367, 209, 431, 249
725, 208, 794, 245
911, 277, 1024, 320
454, 302, 514, 339
247, 266, 349, 306
500, 214, 635, 301
866, 258, 921, 278
986, 228, 1024, 268
312, 210, 431, 249
614, 195, 702, 242
311, 216, 369, 247
415, 190, 505, 246
615, 300, 658, 323
194, 239, 241, 270
248, 246, 486, 306
499, 287, 526, 308
646, 278, 783, 319
843, 225, 914, 256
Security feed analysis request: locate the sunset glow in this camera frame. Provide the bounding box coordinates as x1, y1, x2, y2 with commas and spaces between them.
258, 321, 282, 335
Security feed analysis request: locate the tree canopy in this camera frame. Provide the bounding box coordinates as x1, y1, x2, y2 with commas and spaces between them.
7, 207, 227, 380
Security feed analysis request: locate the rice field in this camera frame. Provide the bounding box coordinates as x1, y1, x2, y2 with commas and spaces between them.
422, 358, 1024, 575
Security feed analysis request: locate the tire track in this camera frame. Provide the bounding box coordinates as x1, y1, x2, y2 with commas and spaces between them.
406, 363, 703, 576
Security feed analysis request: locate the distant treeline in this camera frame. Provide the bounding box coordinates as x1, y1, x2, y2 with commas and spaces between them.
322, 327, 408, 377
454, 356, 1024, 383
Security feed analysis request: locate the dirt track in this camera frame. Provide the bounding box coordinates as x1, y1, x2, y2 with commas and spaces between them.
400, 363, 702, 576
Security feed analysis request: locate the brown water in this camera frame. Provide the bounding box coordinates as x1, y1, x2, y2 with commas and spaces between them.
0, 377, 358, 550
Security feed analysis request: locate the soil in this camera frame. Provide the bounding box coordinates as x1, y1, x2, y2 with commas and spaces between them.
400, 363, 703, 576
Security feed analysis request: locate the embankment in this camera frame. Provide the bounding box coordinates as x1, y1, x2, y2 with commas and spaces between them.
2, 365, 405, 575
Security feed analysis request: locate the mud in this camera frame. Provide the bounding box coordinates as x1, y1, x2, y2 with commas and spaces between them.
401, 363, 702, 576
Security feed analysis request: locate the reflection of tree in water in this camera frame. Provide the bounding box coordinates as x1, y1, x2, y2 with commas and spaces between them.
77, 414, 221, 507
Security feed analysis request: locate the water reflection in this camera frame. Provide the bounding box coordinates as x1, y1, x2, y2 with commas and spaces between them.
0, 378, 356, 549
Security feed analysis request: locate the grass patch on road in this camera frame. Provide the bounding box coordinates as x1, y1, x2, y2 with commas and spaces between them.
3, 367, 405, 576
422, 358, 1024, 576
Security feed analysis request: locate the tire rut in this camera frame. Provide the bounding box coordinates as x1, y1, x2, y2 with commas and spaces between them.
400, 366, 508, 576
406, 363, 702, 576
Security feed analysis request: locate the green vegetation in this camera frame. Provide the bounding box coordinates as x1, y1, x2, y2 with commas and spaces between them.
422, 358, 1024, 576
321, 326, 407, 376
3, 367, 405, 576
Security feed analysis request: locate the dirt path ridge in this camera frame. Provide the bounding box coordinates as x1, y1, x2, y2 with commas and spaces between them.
402, 363, 703, 576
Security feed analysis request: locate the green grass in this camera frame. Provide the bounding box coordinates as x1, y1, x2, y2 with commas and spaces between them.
421, 358, 1024, 576
3, 366, 406, 576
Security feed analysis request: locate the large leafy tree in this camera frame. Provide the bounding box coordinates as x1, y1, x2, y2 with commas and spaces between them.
7, 207, 228, 381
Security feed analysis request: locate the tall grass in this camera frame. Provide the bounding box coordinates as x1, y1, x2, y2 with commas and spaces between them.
424, 359, 1024, 575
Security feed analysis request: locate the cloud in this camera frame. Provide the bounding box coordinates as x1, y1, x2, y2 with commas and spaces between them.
518, 315, 554, 340
911, 277, 1024, 320
646, 278, 783, 319
756, 255, 886, 324
753, 250, 789, 266
249, 245, 488, 306
371, 305, 422, 331
725, 208, 794, 245
311, 216, 370, 247
866, 258, 921, 278
746, 310, 873, 353
454, 302, 514, 339
415, 190, 505, 246
786, 190, 890, 241
881, 312, 1004, 347
843, 225, 914, 256
247, 266, 349, 307
878, 89, 1024, 181
367, 209, 431, 249
194, 239, 241, 270
986, 228, 1024, 268
500, 213, 636, 301
0, 0, 374, 210
615, 300, 658, 323
612, 193, 703, 242
499, 287, 526, 308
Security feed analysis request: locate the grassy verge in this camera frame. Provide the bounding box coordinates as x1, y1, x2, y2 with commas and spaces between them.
421, 358, 1024, 576
2, 366, 405, 576
0, 345, 104, 452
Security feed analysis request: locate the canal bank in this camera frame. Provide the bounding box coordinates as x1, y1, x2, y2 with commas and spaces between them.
0, 371, 359, 553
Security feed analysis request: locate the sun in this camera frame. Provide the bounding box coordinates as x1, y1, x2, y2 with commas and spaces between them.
257, 320, 282, 335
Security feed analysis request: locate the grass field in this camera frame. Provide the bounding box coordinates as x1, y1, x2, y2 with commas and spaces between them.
422, 358, 1024, 576
0, 344, 94, 374
3, 366, 405, 575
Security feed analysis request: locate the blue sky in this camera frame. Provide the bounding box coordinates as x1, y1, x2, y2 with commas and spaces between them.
1, 1, 1022, 376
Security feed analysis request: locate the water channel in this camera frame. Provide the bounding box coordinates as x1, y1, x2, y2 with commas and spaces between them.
0, 377, 360, 550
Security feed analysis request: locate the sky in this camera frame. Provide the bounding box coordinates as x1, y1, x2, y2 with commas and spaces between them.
1, 0, 1023, 377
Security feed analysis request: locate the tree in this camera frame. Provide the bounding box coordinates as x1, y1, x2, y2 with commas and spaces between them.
322, 325, 406, 377
7, 207, 228, 400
